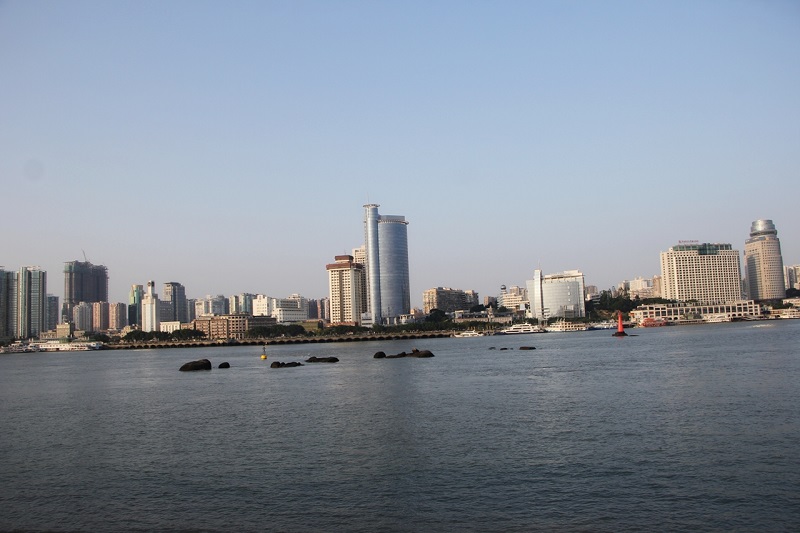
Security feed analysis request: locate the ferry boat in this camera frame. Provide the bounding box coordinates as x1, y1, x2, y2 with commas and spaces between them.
497, 323, 545, 335
641, 317, 670, 327
703, 314, 732, 324
34, 341, 104, 351
545, 320, 588, 332
1, 342, 40, 354
453, 330, 485, 338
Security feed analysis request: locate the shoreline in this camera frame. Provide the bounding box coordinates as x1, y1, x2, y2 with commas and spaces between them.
101, 330, 453, 350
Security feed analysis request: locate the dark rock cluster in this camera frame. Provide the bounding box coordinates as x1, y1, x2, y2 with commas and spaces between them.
270, 361, 304, 368
374, 348, 434, 359
179, 359, 212, 371
306, 356, 339, 363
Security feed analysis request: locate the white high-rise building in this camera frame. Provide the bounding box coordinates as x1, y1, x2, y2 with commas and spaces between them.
327, 255, 365, 325
527, 270, 586, 320
141, 281, 160, 332
499, 285, 528, 312
744, 220, 785, 301
252, 294, 272, 317
271, 294, 309, 323
660, 243, 742, 304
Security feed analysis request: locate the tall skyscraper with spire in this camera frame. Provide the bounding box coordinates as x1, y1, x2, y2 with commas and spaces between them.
362, 204, 410, 325
745, 219, 785, 301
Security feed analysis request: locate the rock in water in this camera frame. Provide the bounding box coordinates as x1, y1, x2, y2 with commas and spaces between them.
373, 351, 386, 359
270, 361, 304, 368
218, 362, 231, 368
306, 356, 339, 363
179, 359, 212, 371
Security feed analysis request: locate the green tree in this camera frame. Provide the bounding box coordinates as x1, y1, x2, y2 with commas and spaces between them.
425, 309, 449, 323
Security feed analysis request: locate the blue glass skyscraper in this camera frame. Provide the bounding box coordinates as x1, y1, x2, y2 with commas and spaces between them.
363, 204, 410, 325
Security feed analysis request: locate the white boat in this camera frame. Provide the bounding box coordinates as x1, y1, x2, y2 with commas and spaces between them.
1, 342, 40, 354
498, 323, 545, 335
545, 320, 588, 332
587, 321, 616, 330
703, 314, 732, 323
33, 341, 104, 352
453, 330, 484, 338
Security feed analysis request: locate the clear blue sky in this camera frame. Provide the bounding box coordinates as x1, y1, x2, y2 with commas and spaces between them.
2, 0, 798, 307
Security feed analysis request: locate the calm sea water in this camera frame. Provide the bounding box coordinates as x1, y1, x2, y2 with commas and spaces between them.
1, 320, 798, 532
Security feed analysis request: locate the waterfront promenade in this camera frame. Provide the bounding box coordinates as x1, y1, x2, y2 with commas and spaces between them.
104, 330, 452, 350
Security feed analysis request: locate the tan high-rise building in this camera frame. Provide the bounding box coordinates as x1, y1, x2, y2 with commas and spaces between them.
92, 302, 109, 332
660, 243, 742, 304
327, 255, 365, 326
745, 220, 785, 301
423, 287, 479, 314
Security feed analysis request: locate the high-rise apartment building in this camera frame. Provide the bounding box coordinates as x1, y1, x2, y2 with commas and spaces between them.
141, 281, 160, 332
527, 269, 586, 320
363, 204, 410, 325
63, 261, 108, 321
128, 284, 144, 327
14, 266, 47, 339
0, 269, 13, 340
660, 243, 743, 304
423, 287, 479, 314
318, 297, 330, 322
786, 264, 800, 291
92, 302, 110, 332
72, 302, 93, 331
109, 302, 128, 330
228, 293, 255, 316
163, 282, 188, 322
47, 295, 60, 331
352, 245, 368, 318
195, 295, 227, 317
327, 255, 366, 325
744, 220, 785, 301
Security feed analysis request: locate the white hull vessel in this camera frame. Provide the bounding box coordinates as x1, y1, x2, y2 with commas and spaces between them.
454, 330, 485, 338
545, 320, 588, 332
498, 323, 545, 335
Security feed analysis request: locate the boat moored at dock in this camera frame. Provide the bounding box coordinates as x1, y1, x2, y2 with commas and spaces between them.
497, 323, 546, 335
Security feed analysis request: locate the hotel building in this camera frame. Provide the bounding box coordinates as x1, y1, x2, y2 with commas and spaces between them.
744, 220, 785, 301
327, 255, 365, 325
660, 243, 742, 304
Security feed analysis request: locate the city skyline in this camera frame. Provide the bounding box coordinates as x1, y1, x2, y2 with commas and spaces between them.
3, 214, 797, 314
2, 2, 798, 306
